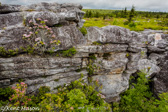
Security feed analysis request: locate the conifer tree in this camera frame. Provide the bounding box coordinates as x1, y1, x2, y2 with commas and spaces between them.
128, 5, 136, 22
124, 7, 127, 18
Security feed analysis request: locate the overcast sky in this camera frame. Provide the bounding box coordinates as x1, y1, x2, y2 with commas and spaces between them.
1, 0, 168, 12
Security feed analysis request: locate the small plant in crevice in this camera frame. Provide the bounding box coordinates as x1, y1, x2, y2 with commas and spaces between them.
23, 18, 60, 55
141, 51, 145, 58
62, 47, 77, 57
89, 53, 97, 60
53, 24, 62, 27
0, 47, 19, 57
92, 41, 102, 45
103, 53, 111, 60
56, 47, 77, 57
126, 53, 130, 57
86, 59, 100, 78
79, 27, 87, 36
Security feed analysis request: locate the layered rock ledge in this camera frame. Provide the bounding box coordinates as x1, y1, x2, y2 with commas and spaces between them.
0, 2, 168, 102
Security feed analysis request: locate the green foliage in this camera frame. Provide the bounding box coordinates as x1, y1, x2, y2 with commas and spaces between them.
141, 51, 145, 57
23, 19, 60, 55
155, 93, 168, 112
28, 86, 51, 107
79, 27, 87, 36
103, 53, 111, 60
54, 79, 60, 82
38, 86, 50, 97
92, 41, 102, 45
66, 89, 88, 110
89, 54, 97, 60
128, 5, 136, 22
0, 47, 19, 57
39, 77, 111, 112
53, 24, 62, 27
23, 18, 26, 26
126, 53, 130, 57
86, 59, 100, 78
75, 68, 85, 72
0, 87, 14, 101
128, 22, 136, 28
118, 72, 156, 112
10, 82, 32, 107
61, 47, 77, 57
112, 71, 168, 112
83, 9, 168, 31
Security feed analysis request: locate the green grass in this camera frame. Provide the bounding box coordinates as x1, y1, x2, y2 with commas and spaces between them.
83, 17, 168, 31
82, 9, 168, 31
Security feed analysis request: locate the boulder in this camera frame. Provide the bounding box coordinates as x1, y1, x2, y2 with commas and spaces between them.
86, 26, 132, 44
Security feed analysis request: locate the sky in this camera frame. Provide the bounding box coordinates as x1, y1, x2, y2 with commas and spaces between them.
0, 0, 168, 12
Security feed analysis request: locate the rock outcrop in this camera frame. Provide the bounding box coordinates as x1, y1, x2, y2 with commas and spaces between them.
0, 2, 168, 103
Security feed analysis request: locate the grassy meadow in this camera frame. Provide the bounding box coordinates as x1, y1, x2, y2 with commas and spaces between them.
82, 9, 168, 31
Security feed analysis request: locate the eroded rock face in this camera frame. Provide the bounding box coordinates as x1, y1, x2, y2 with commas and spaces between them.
0, 2, 168, 103
86, 26, 132, 44
0, 4, 21, 14
0, 2, 85, 51
153, 52, 168, 95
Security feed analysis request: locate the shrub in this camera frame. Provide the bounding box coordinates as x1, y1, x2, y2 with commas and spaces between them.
29, 86, 50, 107
39, 77, 111, 112
86, 59, 100, 77
113, 71, 168, 112
155, 92, 168, 112
0, 87, 14, 107
9, 82, 32, 107
23, 18, 60, 54
128, 22, 136, 28
65, 89, 88, 110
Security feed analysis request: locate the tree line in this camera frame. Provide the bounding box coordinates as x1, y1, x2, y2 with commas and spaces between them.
83, 6, 168, 19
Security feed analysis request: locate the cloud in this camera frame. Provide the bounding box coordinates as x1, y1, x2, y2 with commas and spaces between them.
1, 0, 168, 12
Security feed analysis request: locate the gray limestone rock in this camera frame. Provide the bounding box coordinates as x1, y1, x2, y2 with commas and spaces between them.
0, 12, 24, 29
0, 4, 21, 14
138, 59, 160, 76
153, 52, 168, 96
86, 26, 132, 44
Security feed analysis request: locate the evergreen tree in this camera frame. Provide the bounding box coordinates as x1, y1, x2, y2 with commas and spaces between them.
84, 10, 89, 18
124, 7, 127, 18
128, 5, 136, 22
103, 14, 106, 20
95, 11, 100, 18
88, 11, 92, 18
156, 14, 160, 19
166, 14, 168, 18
